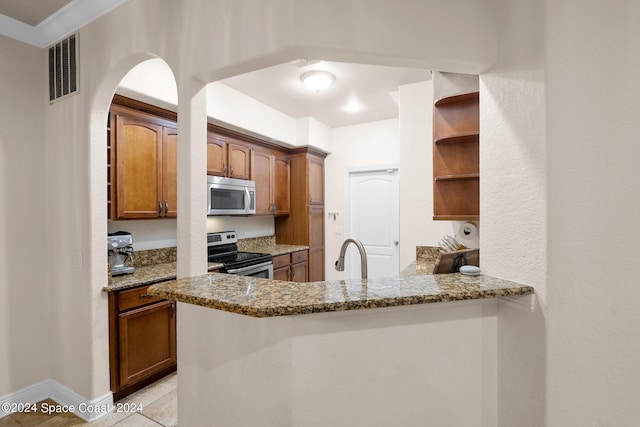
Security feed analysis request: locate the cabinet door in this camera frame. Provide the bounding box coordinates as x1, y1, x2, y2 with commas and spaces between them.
118, 300, 176, 387
308, 155, 324, 205
207, 133, 227, 176
273, 154, 290, 215
162, 126, 178, 218
309, 206, 324, 281
228, 142, 250, 179
251, 150, 273, 215
116, 114, 163, 219
290, 261, 308, 282
273, 266, 290, 281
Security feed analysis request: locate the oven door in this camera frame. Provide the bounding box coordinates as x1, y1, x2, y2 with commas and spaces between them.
225, 261, 274, 279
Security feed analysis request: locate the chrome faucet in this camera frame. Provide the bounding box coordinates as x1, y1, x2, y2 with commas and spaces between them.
335, 238, 368, 280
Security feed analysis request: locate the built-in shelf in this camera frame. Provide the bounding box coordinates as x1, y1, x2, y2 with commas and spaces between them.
434, 174, 479, 181
434, 132, 479, 145
434, 91, 479, 106
432, 91, 479, 221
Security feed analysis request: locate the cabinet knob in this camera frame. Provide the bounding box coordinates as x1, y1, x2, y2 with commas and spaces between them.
165, 201, 169, 216
158, 201, 162, 215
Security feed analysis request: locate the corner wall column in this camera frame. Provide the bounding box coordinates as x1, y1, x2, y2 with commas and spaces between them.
176, 77, 208, 279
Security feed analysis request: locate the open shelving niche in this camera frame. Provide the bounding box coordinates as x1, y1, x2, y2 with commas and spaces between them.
432, 91, 479, 221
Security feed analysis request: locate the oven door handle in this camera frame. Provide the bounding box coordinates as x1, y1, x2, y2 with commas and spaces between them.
226, 261, 273, 275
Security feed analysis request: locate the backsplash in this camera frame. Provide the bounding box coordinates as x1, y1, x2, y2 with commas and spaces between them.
237, 235, 276, 251
130, 236, 275, 268
416, 246, 442, 274
134, 247, 177, 267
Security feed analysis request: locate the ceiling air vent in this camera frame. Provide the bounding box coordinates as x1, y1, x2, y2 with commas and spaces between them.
48, 33, 78, 103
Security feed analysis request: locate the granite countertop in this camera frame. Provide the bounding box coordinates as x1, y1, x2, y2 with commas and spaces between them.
103, 261, 224, 292
102, 243, 306, 292
147, 261, 534, 318
250, 244, 309, 257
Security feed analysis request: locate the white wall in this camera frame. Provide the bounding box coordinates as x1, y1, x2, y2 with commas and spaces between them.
480, 0, 547, 423
398, 81, 455, 268
324, 119, 400, 280
544, 0, 640, 424
2, 0, 522, 415
0, 36, 49, 396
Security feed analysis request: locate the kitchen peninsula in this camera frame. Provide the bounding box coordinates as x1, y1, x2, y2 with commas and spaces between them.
147, 254, 533, 427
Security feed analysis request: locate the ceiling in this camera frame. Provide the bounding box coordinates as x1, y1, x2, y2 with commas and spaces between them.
221, 61, 429, 128
1, 1, 430, 128
0, 0, 129, 48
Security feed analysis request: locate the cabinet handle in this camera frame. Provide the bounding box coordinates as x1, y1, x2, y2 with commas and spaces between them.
139, 293, 153, 298
309, 195, 312, 204
170, 301, 176, 317
291, 267, 295, 281
223, 163, 227, 175
158, 202, 162, 215
231, 165, 234, 175
165, 201, 169, 216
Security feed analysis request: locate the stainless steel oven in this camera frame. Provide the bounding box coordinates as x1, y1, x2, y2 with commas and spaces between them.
207, 231, 273, 279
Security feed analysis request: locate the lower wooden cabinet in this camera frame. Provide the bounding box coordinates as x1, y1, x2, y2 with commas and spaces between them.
273, 250, 308, 282
108, 284, 177, 401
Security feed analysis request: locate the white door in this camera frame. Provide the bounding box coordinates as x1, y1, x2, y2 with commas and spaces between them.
346, 169, 399, 279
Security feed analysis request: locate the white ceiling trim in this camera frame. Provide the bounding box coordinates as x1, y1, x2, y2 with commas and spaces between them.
0, 0, 130, 48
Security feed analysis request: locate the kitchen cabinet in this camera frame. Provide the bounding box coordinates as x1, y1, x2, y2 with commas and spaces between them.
275, 148, 327, 281
251, 148, 290, 215
108, 283, 177, 401
107, 112, 115, 220
111, 103, 178, 219
273, 250, 308, 282
432, 91, 479, 220
206, 132, 251, 180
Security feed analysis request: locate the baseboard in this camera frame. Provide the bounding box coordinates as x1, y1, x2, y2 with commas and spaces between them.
0, 379, 50, 419
0, 379, 113, 422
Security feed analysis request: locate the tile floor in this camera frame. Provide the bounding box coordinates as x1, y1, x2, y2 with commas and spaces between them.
0, 373, 177, 427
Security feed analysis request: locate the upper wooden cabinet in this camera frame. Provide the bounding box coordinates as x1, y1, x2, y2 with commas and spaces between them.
206, 132, 250, 180
251, 148, 290, 215
108, 96, 297, 223
432, 92, 479, 221
113, 108, 177, 219
275, 148, 326, 281
308, 156, 324, 205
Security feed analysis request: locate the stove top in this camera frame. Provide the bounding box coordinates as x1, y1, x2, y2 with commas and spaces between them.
207, 231, 273, 271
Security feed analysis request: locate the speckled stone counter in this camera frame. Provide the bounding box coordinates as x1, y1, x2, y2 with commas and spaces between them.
250, 244, 309, 256
238, 236, 308, 256
148, 265, 533, 317
102, 240, 304, 292
103, 261, 224, 292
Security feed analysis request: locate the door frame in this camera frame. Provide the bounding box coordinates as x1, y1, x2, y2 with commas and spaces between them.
343, 164, 400, 279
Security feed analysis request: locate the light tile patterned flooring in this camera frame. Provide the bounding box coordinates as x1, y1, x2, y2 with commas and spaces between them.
0, 373, 177, 427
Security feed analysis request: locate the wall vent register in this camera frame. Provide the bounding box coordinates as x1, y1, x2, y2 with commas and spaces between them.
48, 33, 78, 103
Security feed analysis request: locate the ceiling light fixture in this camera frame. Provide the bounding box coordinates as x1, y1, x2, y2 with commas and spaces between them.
300, 70, 335, 92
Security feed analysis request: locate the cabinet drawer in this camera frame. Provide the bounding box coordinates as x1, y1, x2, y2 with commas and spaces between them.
291, 250, 308, 264
118, 285, 164, 312
272, 254, 291, 269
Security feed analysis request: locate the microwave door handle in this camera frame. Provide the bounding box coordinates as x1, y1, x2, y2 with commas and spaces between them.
245, 187, 251, 213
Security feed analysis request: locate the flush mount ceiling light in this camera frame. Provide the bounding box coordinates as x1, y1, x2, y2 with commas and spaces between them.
300, 70, 335, 92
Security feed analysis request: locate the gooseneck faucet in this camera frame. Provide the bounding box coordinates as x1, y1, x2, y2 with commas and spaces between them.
335, 238, 368, 280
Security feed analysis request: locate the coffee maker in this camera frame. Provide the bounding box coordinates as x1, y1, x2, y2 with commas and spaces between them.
108, 231, 135, 276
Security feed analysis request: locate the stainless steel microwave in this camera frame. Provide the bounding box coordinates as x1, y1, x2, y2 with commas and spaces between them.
207, 176, 256, 215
